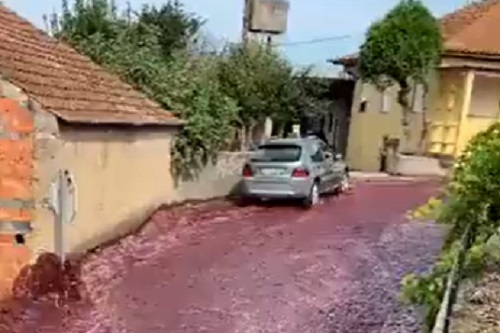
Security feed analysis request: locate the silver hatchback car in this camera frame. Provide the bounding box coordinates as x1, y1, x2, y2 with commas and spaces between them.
240, 137, 349, 208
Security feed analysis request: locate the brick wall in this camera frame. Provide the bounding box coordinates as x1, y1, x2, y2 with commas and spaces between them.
0, 97, 34, 300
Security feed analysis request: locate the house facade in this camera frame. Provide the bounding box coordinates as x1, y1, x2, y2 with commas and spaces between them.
0, 5, 182, 299
332, 0, 500, 171
331, 55, 426, 171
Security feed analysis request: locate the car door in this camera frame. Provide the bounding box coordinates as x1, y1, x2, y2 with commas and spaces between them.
308, 140, 328, 191
318, 140, 336, 188
310, 140, 334, 191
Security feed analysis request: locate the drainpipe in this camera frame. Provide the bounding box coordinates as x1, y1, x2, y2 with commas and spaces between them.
47, 169, 77, 264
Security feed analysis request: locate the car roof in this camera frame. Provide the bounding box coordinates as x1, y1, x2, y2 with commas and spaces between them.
260, 137, 317, 146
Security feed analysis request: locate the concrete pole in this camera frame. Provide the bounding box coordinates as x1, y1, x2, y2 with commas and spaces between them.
242, 0, 251, 45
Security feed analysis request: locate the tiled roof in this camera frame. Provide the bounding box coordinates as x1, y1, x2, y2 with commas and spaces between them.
0, 5, 181, 126
329, 52, 359, 65
333, 0, 500, 64
441, 0, 500, 56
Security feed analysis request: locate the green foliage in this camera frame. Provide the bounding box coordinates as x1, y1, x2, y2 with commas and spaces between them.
408, 196, 443, 220
50, 0, 237, 178
359, 0, 441, 123
402, 242, 458, 328
292, 73, 335, 120
402, 237, 492, 330
402, 123, 500, 330
217, 42, 298, 127
50, 0, 329, 176
137, 1, 204, 58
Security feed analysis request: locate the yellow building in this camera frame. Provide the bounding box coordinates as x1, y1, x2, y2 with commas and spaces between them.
333, 0, 500, 172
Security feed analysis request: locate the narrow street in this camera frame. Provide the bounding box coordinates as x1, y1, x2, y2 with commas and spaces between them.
5, 180, 443, 333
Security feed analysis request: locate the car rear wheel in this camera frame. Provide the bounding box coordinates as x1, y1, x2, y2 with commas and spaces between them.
303, 182, 319, 209
236, 195, 253, 207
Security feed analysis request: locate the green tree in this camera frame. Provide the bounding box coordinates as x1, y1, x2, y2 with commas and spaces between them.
51, 0, 238, 179
137, 1, 204, 58
359, 0, 441, 144
52, 0, 201, 55
50, 0, 328, 173
217, 42, 301, 148
292, 72, 335, 120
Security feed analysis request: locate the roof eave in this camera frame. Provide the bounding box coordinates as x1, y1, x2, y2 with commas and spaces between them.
327, 57, 359, 66
49, 109, 185, 127
443, 49, 500, 61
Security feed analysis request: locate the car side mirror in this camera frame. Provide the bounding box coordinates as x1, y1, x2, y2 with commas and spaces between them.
324, 152, 333, 160
334, 153, 342, 161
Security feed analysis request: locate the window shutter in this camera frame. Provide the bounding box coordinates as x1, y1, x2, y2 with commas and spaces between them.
381, 88, 390, 113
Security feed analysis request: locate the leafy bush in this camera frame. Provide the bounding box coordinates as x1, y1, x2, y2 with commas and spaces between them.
50, 0, 325, 176
402, 123, 500, 330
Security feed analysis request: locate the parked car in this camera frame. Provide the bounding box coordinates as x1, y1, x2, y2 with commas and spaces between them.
239, 137, 349, 208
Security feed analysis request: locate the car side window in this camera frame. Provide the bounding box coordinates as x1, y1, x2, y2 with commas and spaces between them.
310, 142, 324, 162
319, 141, 331, 153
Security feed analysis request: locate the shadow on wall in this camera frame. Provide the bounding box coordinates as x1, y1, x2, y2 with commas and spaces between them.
174, 152, 252, 202
11, 253, 84, 301
0, 253, 87, 333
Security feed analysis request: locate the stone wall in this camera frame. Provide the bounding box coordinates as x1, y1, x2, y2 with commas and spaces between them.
394, 155, 447, 177
174, 152, 251, 202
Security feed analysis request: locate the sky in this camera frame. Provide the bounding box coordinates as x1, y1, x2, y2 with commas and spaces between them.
5, 0, 470, 75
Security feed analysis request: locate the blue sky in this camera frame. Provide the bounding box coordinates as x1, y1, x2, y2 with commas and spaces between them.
5, 0, 469, 74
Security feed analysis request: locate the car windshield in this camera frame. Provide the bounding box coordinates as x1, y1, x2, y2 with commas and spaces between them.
252, 144, 302, 162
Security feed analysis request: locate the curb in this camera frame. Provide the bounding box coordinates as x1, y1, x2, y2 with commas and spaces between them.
431, 226, 471, 333
350, 175, 443, 184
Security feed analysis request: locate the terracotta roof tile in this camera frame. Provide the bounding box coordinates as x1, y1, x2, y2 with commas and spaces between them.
441, 0, 500, 56
0, 5, 181, 126
334, 0, 500, 63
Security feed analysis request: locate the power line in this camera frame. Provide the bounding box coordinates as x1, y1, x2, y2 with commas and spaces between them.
275, 33, 361, 47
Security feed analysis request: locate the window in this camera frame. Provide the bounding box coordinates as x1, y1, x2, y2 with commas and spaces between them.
252, 144, 302, 162
358, 84, 369, 113
359, 98, 367, 112
468, 75, 500, 118
412, 84, 425, 113
381, 88, 390, 113
319, 140, 331, 153
310, 142, 325, 162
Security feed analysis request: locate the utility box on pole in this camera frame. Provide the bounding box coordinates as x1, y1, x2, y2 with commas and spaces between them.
248, 0, 289, 34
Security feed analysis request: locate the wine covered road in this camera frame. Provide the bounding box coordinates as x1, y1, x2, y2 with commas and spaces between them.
3, 179, 444, 333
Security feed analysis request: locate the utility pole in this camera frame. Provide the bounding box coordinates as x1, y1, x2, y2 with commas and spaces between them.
242, 0, 251, 46
265, 35, 273, 50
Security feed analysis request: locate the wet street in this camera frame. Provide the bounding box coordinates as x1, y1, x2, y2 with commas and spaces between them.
3, 180, 444, 333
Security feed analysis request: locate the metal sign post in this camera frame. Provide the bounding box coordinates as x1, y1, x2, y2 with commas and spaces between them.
47, 169, 77, 263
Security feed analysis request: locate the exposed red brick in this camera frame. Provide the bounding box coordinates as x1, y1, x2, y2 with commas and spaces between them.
0, 234, 15, 244
0, 245, 30, 299
0, 98, 33, 134
0, 139, 33, 182
0, 97, 33, 300
0, 208, 31, 221
0, 178, 31, 200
